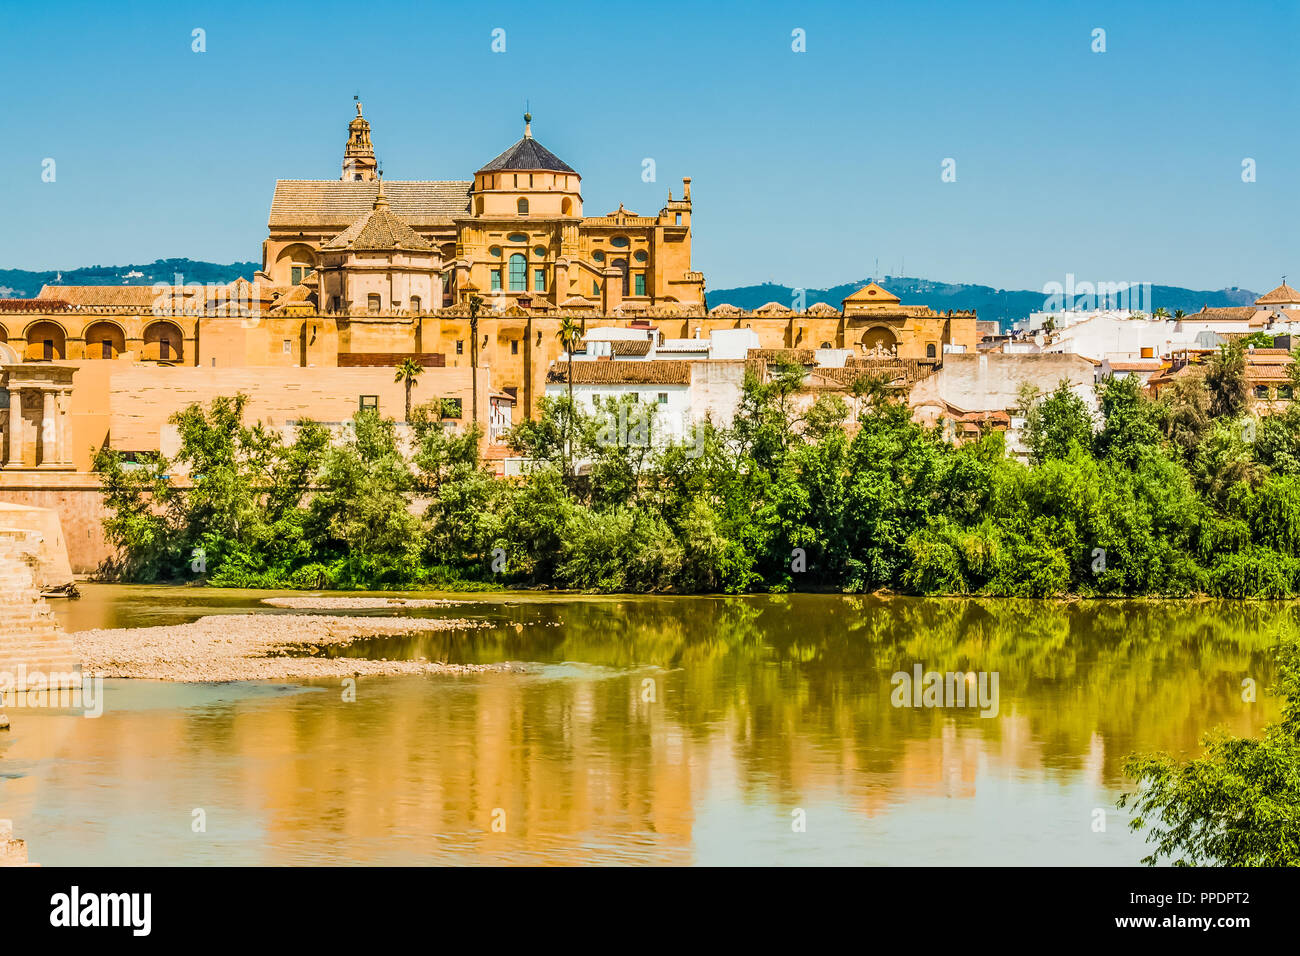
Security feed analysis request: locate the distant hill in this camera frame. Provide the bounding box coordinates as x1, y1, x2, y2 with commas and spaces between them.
0, 258, 259, 299
707, 276, 1260, 330
0, 261, 1260, 331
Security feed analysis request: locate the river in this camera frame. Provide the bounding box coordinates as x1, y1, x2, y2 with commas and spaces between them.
0, 585, 1288, 865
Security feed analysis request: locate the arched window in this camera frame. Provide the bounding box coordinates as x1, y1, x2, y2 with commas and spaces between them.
561, 197, 572, 215
410, 296, 421, 313
142, 321, 183, 363
612, 258, 629, 296
367, 294, 381, 313
508, 254, 527, 291
926, 343, 937, 358
517, 197, 529, 216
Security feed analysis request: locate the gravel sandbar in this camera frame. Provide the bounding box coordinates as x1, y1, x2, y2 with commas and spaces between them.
72, 614, 515, 682
261, 596, 467, 610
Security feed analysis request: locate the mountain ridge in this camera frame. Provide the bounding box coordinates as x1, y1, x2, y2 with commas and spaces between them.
0, 260, 1258, 329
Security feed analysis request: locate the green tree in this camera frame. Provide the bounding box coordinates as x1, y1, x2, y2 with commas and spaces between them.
1022, 381, 1094, 464
1119, 637, 1300, 866
556, 315, 583, 476
1206, 340, 1248, 419
394, 357, 424, 421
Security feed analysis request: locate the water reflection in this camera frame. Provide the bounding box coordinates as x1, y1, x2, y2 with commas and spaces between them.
2, 589, 1287, 865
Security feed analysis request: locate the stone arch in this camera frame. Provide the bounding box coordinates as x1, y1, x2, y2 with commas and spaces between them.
274, 242, 318, 285
861, 326, 897, 354
83, 320, 128, 359
23, 320, 67, 360
142, 320, 184, 363
0, 341, 16, 363
0, 323, 8, 343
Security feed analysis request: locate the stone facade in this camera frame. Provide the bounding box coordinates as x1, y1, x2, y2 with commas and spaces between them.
263, 106, 705, 310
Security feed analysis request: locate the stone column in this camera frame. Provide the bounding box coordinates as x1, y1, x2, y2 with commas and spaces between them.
5, 388, 21, 467
56, 390, 69, 465
41, 388, 55, 467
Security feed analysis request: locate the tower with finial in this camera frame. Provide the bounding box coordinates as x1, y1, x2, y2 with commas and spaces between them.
342, 100, 378, 182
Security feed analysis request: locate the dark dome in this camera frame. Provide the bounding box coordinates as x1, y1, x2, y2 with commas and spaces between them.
478, 136, 575, 174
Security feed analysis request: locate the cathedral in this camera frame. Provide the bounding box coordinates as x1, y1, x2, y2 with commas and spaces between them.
262, 104, 705, 314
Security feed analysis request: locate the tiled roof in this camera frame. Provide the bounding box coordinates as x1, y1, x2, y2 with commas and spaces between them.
547, 360, 692, 385
1105, 360, 1165, 371
610, 339, 652, 356
38, 285, 161, 307
1192, 306, 1258, 321
573, 338, 653, 356
1256, 283, 1300, 305
478, 136, 576, 174
0, 298, 73, 312
1247, 366, 1292, 382
269, 180, 470, 228
748, 348, 815, 364
321, 199, 434, 252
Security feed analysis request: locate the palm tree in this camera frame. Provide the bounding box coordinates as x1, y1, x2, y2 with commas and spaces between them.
468, 294, 483, 432
1173, 309, 1186, 321
394, 357, 423, 422
556, 316, 583, 476
1153, 307, 1170, 320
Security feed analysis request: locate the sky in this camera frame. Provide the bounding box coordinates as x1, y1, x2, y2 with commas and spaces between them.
1, 0, 1296, 293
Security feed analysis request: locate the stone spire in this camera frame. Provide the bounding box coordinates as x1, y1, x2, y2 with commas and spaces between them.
342, 101, 378, 182
524, 111, 533, 139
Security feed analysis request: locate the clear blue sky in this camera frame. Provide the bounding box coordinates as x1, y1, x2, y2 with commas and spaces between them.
1, 0, 1295, 292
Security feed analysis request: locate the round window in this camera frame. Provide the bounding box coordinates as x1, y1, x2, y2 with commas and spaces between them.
610, 236, 630, 248
634, 250, 648, 263
489, 246, 502, 257
508, 233, 528, 243
534, 246, 547, 258
592, 250, 605, 262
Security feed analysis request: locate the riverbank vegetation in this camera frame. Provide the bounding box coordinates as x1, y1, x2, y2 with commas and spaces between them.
1120, 636, 1300, 866
94, 342, 1300, 596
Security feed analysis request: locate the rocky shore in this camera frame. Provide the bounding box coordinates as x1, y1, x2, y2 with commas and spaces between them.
72, 613, 517, 682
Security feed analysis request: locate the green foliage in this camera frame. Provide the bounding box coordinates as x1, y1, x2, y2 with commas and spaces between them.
1023, 380, 1094, 464
94, 343, 1300, 598
1206, 340, 1248, 419
1120, 638, 1300, 866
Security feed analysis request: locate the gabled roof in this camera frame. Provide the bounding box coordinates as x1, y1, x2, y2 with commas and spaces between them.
1191, 306, 1260, 321
321, 191, 435, 253
1256, 283, 1300, 305
269, 180, 470, 229
842, 282, 901, 308
478, 136, 576, 174
547, 360, 691, 385
38, 285, 159, 308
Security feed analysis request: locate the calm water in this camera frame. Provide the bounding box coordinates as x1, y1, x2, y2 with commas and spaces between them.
0, 585, 1288, 865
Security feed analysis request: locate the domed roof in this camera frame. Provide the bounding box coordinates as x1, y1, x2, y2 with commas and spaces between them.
321, 182, 434, 253
477, 113, 576, 174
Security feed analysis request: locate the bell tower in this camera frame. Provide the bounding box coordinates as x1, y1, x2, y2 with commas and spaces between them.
341, 101, 378, 182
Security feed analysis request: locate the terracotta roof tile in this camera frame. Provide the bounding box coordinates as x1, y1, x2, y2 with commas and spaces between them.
547, 360, 692, 385
1256, 283, 1300, 305
269, 180, 470, 228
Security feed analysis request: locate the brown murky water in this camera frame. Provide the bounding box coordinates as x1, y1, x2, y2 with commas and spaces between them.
0, 585, 1287, 865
